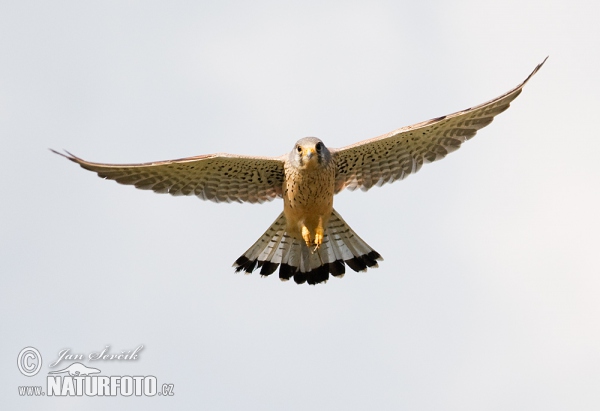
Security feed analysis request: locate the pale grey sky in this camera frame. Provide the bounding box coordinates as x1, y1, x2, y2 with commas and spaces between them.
2, 1, 599, 410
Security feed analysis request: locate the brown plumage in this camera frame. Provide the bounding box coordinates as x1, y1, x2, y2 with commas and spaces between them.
53, 58, 546, 285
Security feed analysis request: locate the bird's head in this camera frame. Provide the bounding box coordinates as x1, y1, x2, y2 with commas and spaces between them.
289, 137, 331, 170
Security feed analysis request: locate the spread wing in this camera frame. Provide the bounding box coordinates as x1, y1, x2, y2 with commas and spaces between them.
53, 150, 286, 204
332, 57, 547, 193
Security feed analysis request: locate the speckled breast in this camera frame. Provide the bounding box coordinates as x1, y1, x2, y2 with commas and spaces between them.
282, 160, 336, 237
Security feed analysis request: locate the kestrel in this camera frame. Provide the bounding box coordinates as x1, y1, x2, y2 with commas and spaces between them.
54, 58, 546, 285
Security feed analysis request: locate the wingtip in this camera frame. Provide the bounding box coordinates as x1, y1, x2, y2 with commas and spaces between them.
527, 56, 549, 81
50, 148, 82, 164
536, 55, 549, 72
506, 56, 548, 93
49, 148, 65, 157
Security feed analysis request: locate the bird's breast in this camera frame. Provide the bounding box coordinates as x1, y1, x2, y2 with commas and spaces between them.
282, 162, 335, 237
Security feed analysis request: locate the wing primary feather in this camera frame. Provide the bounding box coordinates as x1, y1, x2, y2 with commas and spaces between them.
331, 58, 547, 194
51, 149, 285, 204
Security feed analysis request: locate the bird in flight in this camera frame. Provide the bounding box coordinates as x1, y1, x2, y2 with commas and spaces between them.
54, 58, 546, 285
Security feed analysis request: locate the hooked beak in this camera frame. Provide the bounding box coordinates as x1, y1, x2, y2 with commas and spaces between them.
305, 147, 316, 160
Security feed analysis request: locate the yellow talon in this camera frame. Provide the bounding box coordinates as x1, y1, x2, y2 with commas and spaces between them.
302, 226, 312, 248
301, 221, 324, 252
314, 226, 323, 251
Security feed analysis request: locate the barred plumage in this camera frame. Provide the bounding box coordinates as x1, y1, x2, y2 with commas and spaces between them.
233, 210, 382, 285
54, 59, 546, 285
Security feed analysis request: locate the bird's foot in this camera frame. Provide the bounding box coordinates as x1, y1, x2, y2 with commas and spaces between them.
313, 226, 323, 252
302, 226, 312, 248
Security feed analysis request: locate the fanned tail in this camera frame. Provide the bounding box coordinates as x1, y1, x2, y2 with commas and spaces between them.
233, 209, 383, 285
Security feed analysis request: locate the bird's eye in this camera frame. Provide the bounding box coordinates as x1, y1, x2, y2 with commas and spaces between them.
315, 142, 323, 151
297, 146, 302, 153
